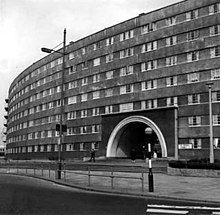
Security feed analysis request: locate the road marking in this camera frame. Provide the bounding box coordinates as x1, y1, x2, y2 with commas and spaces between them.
148, 204, 220, 211
147, 208, 188, 214
213, 212, 220, 215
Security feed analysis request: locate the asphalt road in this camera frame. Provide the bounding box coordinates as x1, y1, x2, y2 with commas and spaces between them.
0, 174, 219, 215
0, 174, 146, 215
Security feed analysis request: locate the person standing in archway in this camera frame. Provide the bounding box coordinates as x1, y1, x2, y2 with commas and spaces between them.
130, 148, 136, 163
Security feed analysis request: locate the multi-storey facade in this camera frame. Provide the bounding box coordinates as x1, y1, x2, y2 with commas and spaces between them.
4, 0, 220, 160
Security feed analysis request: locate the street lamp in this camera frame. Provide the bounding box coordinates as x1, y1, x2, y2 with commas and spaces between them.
206, 82, 214, 164
145, 127, 154, 192
41, 28, 66, 179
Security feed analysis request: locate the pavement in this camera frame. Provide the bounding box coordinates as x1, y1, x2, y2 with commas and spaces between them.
1, 159, 220, 205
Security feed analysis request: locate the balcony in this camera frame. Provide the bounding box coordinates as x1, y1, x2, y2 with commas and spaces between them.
5, 98, 9, 103
3, 123, 7, 127
4, 105, 8, 112
4, 115, 8, 119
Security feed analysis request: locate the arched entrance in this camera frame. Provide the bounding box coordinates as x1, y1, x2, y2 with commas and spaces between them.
106, 116, 167, 158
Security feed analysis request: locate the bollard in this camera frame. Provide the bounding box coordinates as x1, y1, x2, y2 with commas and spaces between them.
141, 171, 144, 192
49, 163, 51, 178
111, 167, 114, 189
88, 166, 91, 186
148, 143, 154, 192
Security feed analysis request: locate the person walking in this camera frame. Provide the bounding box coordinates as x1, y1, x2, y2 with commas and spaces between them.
90, 149, 95, 162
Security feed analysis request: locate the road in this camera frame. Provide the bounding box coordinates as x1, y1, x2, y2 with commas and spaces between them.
0, 174, 219, 215
0, 174, 146, 215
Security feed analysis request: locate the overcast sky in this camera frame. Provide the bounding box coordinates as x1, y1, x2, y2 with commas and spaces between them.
0, 0, 182, 145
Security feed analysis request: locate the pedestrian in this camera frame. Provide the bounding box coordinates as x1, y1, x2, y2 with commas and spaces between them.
130, 148, 136, 163
90, 149, 95, 162
142, 145, 147, 160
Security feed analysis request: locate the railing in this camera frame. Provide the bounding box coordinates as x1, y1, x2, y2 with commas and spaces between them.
63, 164, 145, 192
0, 160, 151, 193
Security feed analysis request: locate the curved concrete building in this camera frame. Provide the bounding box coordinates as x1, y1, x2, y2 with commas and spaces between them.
4, 0, 220, 160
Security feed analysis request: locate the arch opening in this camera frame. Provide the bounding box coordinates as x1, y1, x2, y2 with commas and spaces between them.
106, 116, 167, 158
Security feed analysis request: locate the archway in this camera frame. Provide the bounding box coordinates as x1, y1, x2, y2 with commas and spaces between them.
106, 116, 167, 158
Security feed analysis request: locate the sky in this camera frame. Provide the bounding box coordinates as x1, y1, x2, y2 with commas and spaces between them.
0, 0, 182, 146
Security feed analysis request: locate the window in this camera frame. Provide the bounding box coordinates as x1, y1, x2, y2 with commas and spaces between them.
188, 94, 200, 105
106, 70, 114, 80
189, 139, 202, 149
92, 91, 100, 99
213, 115, 220, 125
141, 60, 157, 71
210, 46, 220, 58
106, 37, 114, 46
81, 109, 87, 118
187, 30, 199, 41
166, 16, 176, 26
93, 58, 100, 66
47, 130, 52, 137
120, 84, 133, 94
120, 30, 134, 41
67, 127, 76, 136
210, 25, 220, 36
82, 47, 86, 55
92, 107, 100, 116
92, 125, 100, 133
105, 105, 113, 114
66, 144, 74, 151
119, 103, 133, 112
166, 76, 177, 87
81, 93, 88, 102
80, 126, 87, 134
141, 80, 157, 90
69, 52, 74, 60
211, 69, 220, 80
141, 23, 156, 34
29, 120, 34, 127
82, 77, 88, 86
187, 73, 199, 83
105, 89, 113, 97
91, 142, 99, 150
178, 144, 192, 149
80, 143, 86, 151
167, 97, 178, 106
68, 81, 77, 89
48, 102, 54, 109
82, 62, 88, 70
187, 51, 199, 62
68, 96, 77, 104
93, 74, 100, 83
67, 111, 76, 120
142, 41, 157, 52
166, 56, 177, 66
93, 41, 101, 50
186, 10, 198, 21
214, 138, 220, 149
188, 116, 201, 126
120, 66, 133, 76
212, 91, 220, 102
106, 53, 114, 63
68, 66, 76, 74
141, 99, 157, 109
209, 3, 220, 15
120, 48, 134, 58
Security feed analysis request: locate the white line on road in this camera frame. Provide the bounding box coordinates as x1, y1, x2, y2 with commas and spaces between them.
148, 204, 220, 211
146, 208, 188, 214
212, 212, 220, 215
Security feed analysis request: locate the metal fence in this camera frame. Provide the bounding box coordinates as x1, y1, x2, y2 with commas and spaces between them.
0, 160, 147, 192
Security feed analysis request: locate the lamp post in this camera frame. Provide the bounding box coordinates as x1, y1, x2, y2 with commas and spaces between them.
41, 28, 66, 179
145, 127, 154, 192
206, 82, 214, 164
